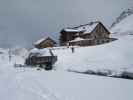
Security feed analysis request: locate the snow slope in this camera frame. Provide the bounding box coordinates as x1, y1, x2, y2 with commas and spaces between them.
111, 7, 133, 36
111, 7, 133, 28
0, 35, 133, 100
0, 50, 59, 100
51, 35, 133, 73
111, 14, 133, 35
14, 70, 133, 100
0, 52, 133, 100
0, 42, 133, 100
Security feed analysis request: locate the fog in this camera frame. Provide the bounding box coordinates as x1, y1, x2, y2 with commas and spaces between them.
0, 0, 133, 48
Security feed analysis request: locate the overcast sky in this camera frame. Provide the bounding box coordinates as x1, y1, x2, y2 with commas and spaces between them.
0, 0, 133, 48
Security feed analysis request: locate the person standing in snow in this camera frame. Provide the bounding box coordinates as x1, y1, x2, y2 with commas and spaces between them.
71, 47, 75, 53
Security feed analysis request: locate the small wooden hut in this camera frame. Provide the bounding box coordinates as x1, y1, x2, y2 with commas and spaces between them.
34, 37, 56, 49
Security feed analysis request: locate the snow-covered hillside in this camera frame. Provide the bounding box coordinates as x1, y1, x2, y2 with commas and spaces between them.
0, 33, 133, 100
51, 35, 133, 73
0, 48, 133, 100
0, 51, 133, 100
111, 7, 133, 35
111, 7, 133, 28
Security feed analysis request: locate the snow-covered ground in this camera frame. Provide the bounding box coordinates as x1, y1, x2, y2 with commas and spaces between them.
51, 35, 132, 74
0, 56, 133, 100
1, 7, 133, 100
7, 69, 133, 100
0, 36, 133, 100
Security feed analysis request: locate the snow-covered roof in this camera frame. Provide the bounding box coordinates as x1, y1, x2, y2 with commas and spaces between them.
64, 21, 99, 34
34, 37, 48, 45
34, 37, 56, 45
29, 48, 52, 56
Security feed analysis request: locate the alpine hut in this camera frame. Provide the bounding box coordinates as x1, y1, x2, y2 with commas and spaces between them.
60, 21, 116, 46
34, 37, 56, 49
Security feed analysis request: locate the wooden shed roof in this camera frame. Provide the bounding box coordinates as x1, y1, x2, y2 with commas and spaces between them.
34, 37, 56, 45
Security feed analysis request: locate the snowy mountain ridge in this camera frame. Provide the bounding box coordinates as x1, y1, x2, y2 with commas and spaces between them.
111, 7, 133, 37
111, 7, 133, 28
